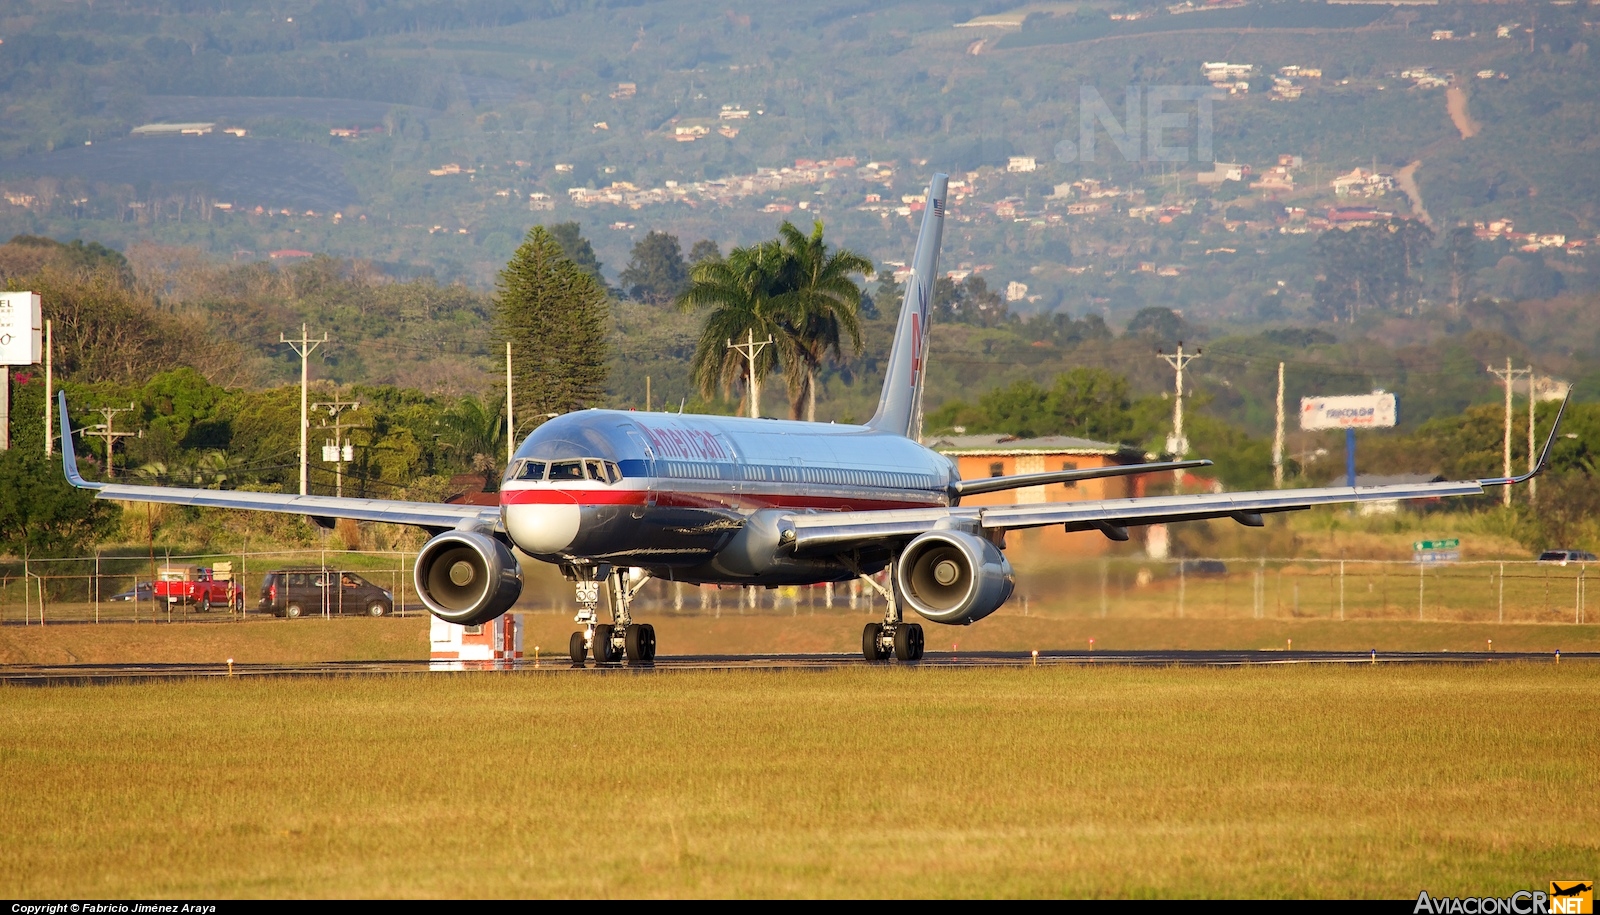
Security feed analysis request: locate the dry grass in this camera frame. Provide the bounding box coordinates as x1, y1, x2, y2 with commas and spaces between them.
0, 665, 1595, 898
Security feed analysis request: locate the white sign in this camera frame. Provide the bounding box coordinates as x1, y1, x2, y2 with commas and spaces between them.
0, 291, 42, 366
1300, 393, 1397, 431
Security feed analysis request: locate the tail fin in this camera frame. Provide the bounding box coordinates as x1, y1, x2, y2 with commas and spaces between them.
867, 173, 948, 439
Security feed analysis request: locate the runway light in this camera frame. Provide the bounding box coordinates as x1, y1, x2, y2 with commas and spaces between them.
1031, 650, 1038, 667
1370, 648, 1377, 664
534, 646, 540, 668
1088, 638, 1095, 652
1487, 639, 1493, 652
226, 658, 234, 676
1556, 648, 1561, 665
1287, 638, 1292, 652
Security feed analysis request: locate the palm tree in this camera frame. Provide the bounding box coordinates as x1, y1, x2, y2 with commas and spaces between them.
769, 221, 873, 421
438, 393, 507, 473
676, 241, 789, 414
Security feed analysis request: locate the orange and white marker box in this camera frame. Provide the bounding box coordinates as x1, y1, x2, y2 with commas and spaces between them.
429, 614, 523, 670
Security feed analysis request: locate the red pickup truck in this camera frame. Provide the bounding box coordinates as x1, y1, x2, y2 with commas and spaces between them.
152, 564, 245, 612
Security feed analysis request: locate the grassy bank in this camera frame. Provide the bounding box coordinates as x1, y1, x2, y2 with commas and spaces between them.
1, 666, 1594, 897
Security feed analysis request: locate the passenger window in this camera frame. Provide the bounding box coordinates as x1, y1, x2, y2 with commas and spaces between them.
516, 460, 547, 481
548, 460, 584, 482
288, 573, 306, 587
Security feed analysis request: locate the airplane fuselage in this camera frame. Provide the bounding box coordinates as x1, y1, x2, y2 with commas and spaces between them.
500, 410, 956, 584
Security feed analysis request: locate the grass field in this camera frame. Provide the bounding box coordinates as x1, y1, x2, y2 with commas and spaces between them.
1, 665, 1595, 897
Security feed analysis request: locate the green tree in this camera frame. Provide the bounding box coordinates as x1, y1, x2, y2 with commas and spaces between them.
687, 239, 722, 266
495, 227, 610, 419
547, 222, 605, 286
770, 221, 872, 421
676, 241, 788, 413
1124, 306, 1191, 343
618, 230, 689, 305
0, 448, 120, 558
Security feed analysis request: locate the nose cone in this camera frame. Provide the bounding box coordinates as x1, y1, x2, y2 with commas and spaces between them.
503, 490, 581, 555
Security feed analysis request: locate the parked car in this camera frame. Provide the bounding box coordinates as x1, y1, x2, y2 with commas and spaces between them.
109, 582, 155, 602
1536, 549, 1597, 565
152, 564, 245, 612
1177, 559, 1228, 576
258, 569, 394, 618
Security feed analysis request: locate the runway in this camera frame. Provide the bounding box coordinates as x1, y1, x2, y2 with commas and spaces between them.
0, 649, 1591, 686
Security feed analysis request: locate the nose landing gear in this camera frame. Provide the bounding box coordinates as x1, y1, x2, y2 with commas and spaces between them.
566, 565, 657, 665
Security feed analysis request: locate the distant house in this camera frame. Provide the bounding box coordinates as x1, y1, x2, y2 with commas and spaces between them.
610, 82, 637, 99
926, 434, 1150, 555
131, 122, 215, 137
1006, 156, 1038, 173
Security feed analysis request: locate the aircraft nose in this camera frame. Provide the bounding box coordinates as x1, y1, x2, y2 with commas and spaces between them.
502, 490, 582, 555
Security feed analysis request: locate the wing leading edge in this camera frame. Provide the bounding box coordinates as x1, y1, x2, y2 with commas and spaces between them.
782, 390, 1573, 554
58, 393, 498, 533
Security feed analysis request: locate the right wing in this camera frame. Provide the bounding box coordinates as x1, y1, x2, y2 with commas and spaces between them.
59, 393, 498, 533
781, 390, 1573, 554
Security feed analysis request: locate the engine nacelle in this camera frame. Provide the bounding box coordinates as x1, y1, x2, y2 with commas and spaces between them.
896, 530, 1015, 625
415, 531, 523, 627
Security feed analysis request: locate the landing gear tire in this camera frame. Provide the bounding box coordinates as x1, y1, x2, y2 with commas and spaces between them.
862, 622, 887, 661
894, 623, 925, 661
593, 624, 616, 664
625, 623, 656, 663
569, 631, 587, 664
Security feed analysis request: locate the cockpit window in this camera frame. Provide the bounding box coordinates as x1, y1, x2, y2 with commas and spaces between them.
548, 460, 585, 482
584, 459, 611, 484
606, 461, 622, 483
514, 460, 547, 481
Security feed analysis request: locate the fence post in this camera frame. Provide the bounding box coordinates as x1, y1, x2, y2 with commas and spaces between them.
1417, 560, 1425, 621
1498, 562, 1504, 624
1576, 567, 1584, 626
1177, 561, 1186, 619
1100, 559, 1109, 619
1339, 560, 1345, 622
94, 551, 100, 624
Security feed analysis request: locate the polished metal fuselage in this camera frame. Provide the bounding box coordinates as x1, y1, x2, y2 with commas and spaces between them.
500, 410, 957, 584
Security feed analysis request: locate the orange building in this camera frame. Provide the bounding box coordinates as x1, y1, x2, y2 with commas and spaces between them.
926, 433, 1149, 557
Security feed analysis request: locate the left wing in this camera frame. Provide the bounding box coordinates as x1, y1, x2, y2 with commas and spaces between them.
780, 391, 1571, 554
59, 393, 499, 533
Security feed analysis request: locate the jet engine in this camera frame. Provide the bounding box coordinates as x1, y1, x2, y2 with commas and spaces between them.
414, 531, 523, 626
895, 530, 1015, 625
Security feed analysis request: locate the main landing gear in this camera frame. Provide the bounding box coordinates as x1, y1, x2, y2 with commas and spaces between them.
849, 558, 924, 662
566, 565, 657, 666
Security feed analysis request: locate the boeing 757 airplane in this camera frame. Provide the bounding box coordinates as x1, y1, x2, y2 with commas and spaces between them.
60, 174, 1568, 664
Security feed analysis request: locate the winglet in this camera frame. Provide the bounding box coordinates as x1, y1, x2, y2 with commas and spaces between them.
59, 391, 102, 490
1479, 385, 1573, 487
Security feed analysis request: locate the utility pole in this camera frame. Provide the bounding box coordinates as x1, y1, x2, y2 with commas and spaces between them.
505, 342, 514, 466
1487, 358, 1529, 507
1157, 341, 1202, 492
728, 329, 773, 419
43, 320, 52, 455
313, 399, 360, 498
280, 324, 327, 496
1273, 360, 1285, 488
83, 403, 139, 479
1527, 366, 1538, 502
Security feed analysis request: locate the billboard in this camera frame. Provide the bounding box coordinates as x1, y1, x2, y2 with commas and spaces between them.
1300, 393, 1397, 431
0, 291, 42, 365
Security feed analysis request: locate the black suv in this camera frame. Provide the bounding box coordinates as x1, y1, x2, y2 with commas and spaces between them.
259, 569, 395, 618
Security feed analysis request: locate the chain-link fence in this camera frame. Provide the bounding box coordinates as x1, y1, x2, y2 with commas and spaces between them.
0, 550, 417, 625
0, 552, 1589, 625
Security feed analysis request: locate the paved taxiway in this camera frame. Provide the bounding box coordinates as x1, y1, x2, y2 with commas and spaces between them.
0, 650, 1591, 686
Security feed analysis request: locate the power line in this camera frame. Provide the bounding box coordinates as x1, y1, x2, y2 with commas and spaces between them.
81, 403, 140, 480
1487, 358, 1530, 508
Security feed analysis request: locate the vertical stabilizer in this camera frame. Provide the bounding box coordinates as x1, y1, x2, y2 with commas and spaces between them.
867, 173, 948, 439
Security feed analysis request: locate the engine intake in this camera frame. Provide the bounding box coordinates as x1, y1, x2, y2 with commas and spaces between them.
896, 530, 1014, 625
415, 531, 523, 626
